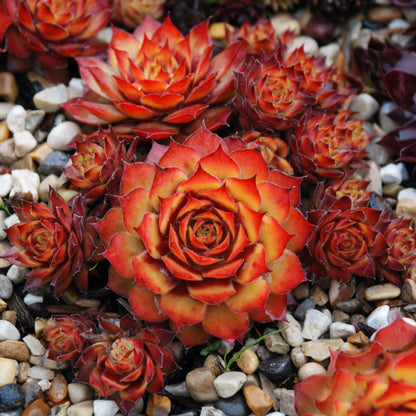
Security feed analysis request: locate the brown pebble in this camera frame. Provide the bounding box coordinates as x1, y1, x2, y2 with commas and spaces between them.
0, 121, 9, 142
1, 310, 17, 325
46, 373, 68, 403
146, 394, 171, 416
22, 398, 49, 416
243, 385, 273, 416
347, 331, 369, 347
0, 340, 30, 361
368, 6, 402, 22
0, 72, 18, 102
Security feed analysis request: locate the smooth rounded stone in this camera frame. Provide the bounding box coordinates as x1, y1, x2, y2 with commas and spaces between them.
22, 381, 43, 407
146, 394, 171, 416
93, 400, 119, 416
266, 412, 286, 416
67, 383, 93, 404
367, 139, 392, 166
0, 321, 20, 342
13, 131, 37, 158
401, 279, 416, 302
67, 78, 84, 100
0, 211, 6, 241
0, 175, 12, 198
30, 143, 54, 164
0, 299, 7, 314
319, 42, 341, 66
332, 309, 350, 323
278, 313, 303, 347
256, 345, 272, 361
45, 373, 67, 403
301, 339, 344, 361
298, 362, 327, 382
24, 111, 45, 133
368, 6, 402, 21
204, 354, 224, 377
258, 355, 294, 384
17, 362, 30, 384
6, 266, 27, 284
0, 275, 12, 300
301, 309, 332, 341
38, 174, 66, 202
0, 139, 18, 166
367, 304, 390, 330
23, 294, 43, 307
0, 103, 15, 120
33, 84, 69, 113
164, 381, 190, 398
27, 366, 54, 381
288, 35, 319, 55
0, 72, 18, 103
49, 401, 70, 416
0, 359, 17, 387
1, 311, 17, 326
47, 121, 82, 151
67, 400, 94, 416
0, 384, 25, 411
236, 348, 258, 375
294, 298, 316, 320
274, 388, 295, 416
383, 183, 403, 198
396, 197, 416, 219
329, 322, 356, 339
243, 386, 273, 416
380, 162, 408, 184
290, 346, 307, 368
309, 285, 328, 306
365, 283, 401, 301
213, 371, 246, 399
271, 13, 301, 36
215, 393, 250, 416
379, 101, 398, 133
10, 169, 40, 202
291, 282, 309, 301
264, 330, 290, 355
22, 336, 46, 357
0, 120, 9, 142
0, 341, 29, 361
186, 367, 218, 402
38, 151, 70, 177
21, 398, 49, 416
398, 187, 416, 202
350, 93, 379, 120
6, 106, 26, 134
336, 299, 363, 314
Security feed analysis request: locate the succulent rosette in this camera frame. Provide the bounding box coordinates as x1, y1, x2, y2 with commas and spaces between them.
44, 314, 95, 361
295, 312, 416, 416
289, 110, 370, 182
63, 128, 137, 203
305, 197, 390, 283
62, 15, 246, 139
95, 126, 311, 346
75, 318, 176, 414
0, 0, 111, 78
112, 0, 166, 29
2, 188, 96, 298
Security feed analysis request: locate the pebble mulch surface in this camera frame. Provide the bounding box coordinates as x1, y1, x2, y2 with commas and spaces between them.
1, 3, 416, 416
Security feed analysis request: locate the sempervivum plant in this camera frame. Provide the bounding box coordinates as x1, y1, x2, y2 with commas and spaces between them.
75, 316, 176, 415
43, 314, 95, 361
2, 188, 98, 298
0, 0, 111, 80
94, 126, 311, 346
288, 110, 370, 183
112, 0, 166, 29
62, 15, 246, 139
63, 128, 137, 203
295, 311, 416, 416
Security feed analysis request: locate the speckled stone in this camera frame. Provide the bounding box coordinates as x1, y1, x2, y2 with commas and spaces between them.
0, 383, 25, 411
46, 373, 67, 403
0, 340, 30, 361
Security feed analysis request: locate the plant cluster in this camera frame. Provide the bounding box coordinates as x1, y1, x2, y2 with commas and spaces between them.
1, 0, 416, 414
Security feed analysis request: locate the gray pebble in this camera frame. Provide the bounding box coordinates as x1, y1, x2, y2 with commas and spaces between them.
38, 151, 70, 176
293, 298, 316, 320
0, 275, 13, 300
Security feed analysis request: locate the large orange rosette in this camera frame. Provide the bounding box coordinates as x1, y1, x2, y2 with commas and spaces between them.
62, 15, 246, 139
295, 311, 416, 416
95, 126, 311, 346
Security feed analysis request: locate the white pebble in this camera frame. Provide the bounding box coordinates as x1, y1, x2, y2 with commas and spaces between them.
0, 274, 13, 299
6, 265, 28, 284
379, 101, 398, 133
319, 42, 341, 66
213, 371, 247, 398
10, 169, 40, 202
33, 84, 69, 113
288, 36, 319, 55
0, 174, 12, 197
68, 78, 85, 99
23, 334, 47, 356
329, 322, 356, 339
4, 213, 19, 229
271, 13, 301, 37
23, 293, 43, 306
302, 309, 332, 340
278, 313, 304, 347
0, 103, 15, 120
93, 400, 119, 416
380, 162, 408, 184
68, 383, 94, 404
6, 105, 27, 133
398, 188, 416, 202
14, 130, 38, 158
298, 362, 327, 381
47, 121, 82, 151
0, 320, 20, 341
367, 304, 390, 330
350, 93, 379, 121
27, 365, 55, 380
